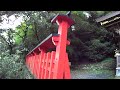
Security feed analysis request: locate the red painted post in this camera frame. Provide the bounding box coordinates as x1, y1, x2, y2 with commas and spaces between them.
51, 15, 75, 79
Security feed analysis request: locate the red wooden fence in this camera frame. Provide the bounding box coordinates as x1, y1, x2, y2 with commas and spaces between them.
26, 13, 75, 79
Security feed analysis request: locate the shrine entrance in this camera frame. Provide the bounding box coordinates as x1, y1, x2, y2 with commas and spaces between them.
25, 11, 120, 79
96, 11, 120, 77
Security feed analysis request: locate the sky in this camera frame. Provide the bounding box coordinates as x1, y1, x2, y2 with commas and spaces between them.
0, 14, 24, 39
0, 11, 90, 30
0, 14, 23, 30
0, 11, 90, 38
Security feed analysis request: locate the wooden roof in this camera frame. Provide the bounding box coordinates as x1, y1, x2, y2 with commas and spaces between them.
27, 34, 59, 56
96, 11, 120, 23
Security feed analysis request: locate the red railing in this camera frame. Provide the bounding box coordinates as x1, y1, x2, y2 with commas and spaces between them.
26, 12, 75, 79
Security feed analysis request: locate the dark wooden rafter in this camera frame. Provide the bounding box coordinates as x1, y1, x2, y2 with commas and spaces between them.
96, 11, 120, 22
96, 11, 120, 28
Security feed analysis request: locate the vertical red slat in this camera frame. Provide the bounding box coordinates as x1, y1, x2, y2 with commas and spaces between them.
35, 54, 39, 78
43, 53, 47, 79
44, 52, 50, 79
33, 54, 39, 78
43, 53, 48, 79
29, 55, 33, 72
48, 51, 55, 79
30, 55, 33, 74
35, 54, 38, 78
31, 55, 35, 75
38, 52, 42, 78
33, 54, 36, 76
36, 54, 41, 79
48, 52, 51, 79
47, 52, 51, 79
41, 52, 46, 79
38, 50, 44, 79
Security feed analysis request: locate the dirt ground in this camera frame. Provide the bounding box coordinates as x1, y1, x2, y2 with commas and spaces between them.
71, 69, 115, 79
70, 62, 115, 79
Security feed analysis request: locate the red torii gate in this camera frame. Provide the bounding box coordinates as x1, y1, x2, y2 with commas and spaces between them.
26, 12, 75, 79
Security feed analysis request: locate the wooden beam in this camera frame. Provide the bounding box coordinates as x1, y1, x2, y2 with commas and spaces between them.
104, 20, 120, 28
96, 11, 120, 22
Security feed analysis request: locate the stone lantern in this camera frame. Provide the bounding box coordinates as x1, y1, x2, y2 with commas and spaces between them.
95, 11, 120, 77
114, 49, 120, 76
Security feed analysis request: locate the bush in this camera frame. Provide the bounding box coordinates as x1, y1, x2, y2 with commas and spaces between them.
81, 58, 116, 70
84, 39, 116, 62
0, 51, 34, 79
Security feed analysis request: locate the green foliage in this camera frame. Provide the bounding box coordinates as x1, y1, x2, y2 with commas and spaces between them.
14, 11, 52, 51
67, 11, 117, 62
0, 51, 34, 79
0, 11, 118, 78
14, 35, 22, 45
81, 58, 115, 70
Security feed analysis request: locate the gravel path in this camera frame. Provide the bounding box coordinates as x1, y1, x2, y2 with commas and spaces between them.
70, 63, 115, 79
71, 69, 114, 79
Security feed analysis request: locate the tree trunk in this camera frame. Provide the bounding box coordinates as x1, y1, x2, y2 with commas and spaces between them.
8, 45, 13, 55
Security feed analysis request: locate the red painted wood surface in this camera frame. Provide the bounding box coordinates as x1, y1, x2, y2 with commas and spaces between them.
26, 14, 75, 79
